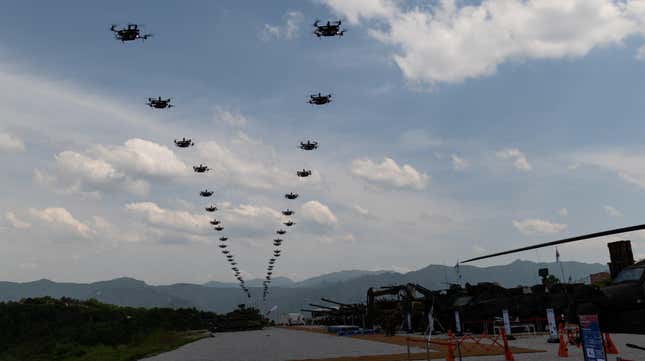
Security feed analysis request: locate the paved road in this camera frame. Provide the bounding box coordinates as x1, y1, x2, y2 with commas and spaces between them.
141, 327, 421, 361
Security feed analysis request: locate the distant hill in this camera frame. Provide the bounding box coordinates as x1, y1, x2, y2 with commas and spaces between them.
0, 260, 607, 313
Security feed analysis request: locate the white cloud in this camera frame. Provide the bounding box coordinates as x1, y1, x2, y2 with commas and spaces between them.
29, 207, 94, 238
196, 141, 292, 190
301, 201, 338, 226
352, 205, 371, 217
5, 211, 31, 229
496, 148, 532, 171
574, 149, 645, 189
260, 11, 304, 41
94, 138, 188, 178
604, 205, 622, 217
214, 106, 250, 127
351, 157, 429, 190
451, 154, 470, 171
125, 202, 209, 234
0, 132, 25, 152
557, 208, 569, 217
56, 151, 123, 183
513, 218, 567, 235
324, 0, 645, 84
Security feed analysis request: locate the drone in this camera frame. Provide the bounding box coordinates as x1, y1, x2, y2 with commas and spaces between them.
193, 164, 210, 173
110, 24, 151, 42
222, 250, 230, 254
218, 244, 227, 249
200, 190, 214, 197
285, 192, 299, 200
297, 169, 312, 177
273, 241, 282, 247
219, 237, 228, 242
205, 205, 218, 212
209, 219, 220, 225
300, 140, 318, 150
282, 209, 294, 216
214, 226, 224, 231
313, 20, 345, 37
230, 262, 237, 266
174, 138, 194, 148
308, 93, 332, 105
283, 220, 295, 227
226, 255, 234, 259
147, 97, 173, 109
276, 229, 287, 235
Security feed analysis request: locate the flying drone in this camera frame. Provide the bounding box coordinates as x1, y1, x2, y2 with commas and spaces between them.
219, 237, 228, 241
174, 138, 194, 148
273, 240, 283, 246
283, 220, 295, 227
200, 190, 214, 197
193, 164, 210, 173
110, 24, 151, 42
276, 229, 287, 235
300, 140, 318, 150
205, 205, 218, 212
282, 209, 294, 216
147, 97, 173, 109
222, 250, 230, 254
218, 244, 227, 249
214, 226, 224, 231
297, 169, 312, 177
230, 262, 237, 266
209, 219, 220, 225
308, 93, 332, 105
313, 20, 345, 37
285, 192, 299, 200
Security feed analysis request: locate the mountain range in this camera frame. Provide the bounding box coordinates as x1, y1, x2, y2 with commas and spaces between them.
0, 260, 607, 314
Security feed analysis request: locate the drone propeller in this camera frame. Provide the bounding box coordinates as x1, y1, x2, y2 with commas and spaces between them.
109, 24, 118, 32
313, 19, 320, 27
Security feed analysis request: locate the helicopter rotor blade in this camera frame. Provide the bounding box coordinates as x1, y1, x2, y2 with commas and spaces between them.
461, 223, 645, 263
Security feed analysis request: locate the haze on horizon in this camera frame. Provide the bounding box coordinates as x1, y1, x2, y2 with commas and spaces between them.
2, 0, 645, 285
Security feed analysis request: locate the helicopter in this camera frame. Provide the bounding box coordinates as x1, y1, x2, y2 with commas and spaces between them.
147, 97, 173, 109
313, 20, 345, 37
200, 190, 214, 197
282, 209, 295, 216
297, 169, 312, 177
308, 93, 332, 105
174, 138, 194, 148
193, 164, 210, 173
276, 229, 287, 235
219, 237, 228, 241
283, 220, 295, 227
209, 219, 220, 225
300, 140, 319, 150
285, 192, 299, 200
214, 226, 224, 231
110, 24, 151, 42
205, 205, 218, 212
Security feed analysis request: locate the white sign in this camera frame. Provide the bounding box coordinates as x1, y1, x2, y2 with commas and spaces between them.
454, 311, 462, 334
502, 309, 511, 336
546, 308, 558, 339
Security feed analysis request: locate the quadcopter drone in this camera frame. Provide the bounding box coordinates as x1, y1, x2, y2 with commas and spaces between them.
300, 140, 318, 150
308, 93, 332, 105
193, 164, 210, 173
200, 190, 214, 197
313, 20, 345, 37
297, 169, 312, 177
285, 192, 299, 200
174, 138, 194, 148
110, 24, 151, 42
147, 97, 173, 109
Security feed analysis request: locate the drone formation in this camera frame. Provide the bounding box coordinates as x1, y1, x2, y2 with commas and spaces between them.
109, 19, 342, 302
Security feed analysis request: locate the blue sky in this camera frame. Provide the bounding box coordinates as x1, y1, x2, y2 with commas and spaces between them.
2, 0, 645, 285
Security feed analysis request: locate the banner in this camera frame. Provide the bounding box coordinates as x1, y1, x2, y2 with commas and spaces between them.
546, 308, 558, 339
502, 309, 511, 336
579, 314, 606, 361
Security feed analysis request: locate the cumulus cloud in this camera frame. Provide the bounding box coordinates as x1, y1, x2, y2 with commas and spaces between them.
324, 0, 645, 84
196, 141, 292, 190
451, 154, 470, 171
513, 218, 567, 235
301, 201, 338, 226
0, 132, 25, 152
260, 11, 304, 41
5, 211, 31, 229
351, 157, 429, 190
604, 205, 622, 217
496, 148, 532, 171
94, 138, 188, 178
29, 207, 94, 238
125, 202, 209, 234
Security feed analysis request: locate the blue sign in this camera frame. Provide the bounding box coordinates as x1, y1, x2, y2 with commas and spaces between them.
579, 314, 606, 361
